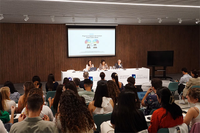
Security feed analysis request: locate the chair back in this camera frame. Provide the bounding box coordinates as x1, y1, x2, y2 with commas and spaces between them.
157, 128, 169, 133
93, 113, 112, 132
137, 91, 147, 101
168, 82, 178, 93
149, 109, 157, 115
46, 91, 56, 106
51, 106, 57, 117
190, 122, 200, 133
191, 85, 200, 89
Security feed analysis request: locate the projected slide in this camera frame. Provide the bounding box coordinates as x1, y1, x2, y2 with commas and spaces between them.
68, 28, 115, 57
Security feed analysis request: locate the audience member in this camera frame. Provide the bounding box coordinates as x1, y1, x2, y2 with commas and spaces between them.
45, 73, 58, 92
32, 75, 41, 88
78, 79, 94, 103
63, 77, 69, 85
177, 68, 192, 95
17, 82, 34, 113
181, 69, 200, 103
107, 80, 120, 105
111, 72, 124, 91
127, 76, 143, 92
79, 71, 90, 89
124, 83, 140, 109
97, 72, 107, 85
148, 87, 183, 133
10, 94, 57, 133
48, 85, 63, 112
55, 90, 94, 133
86, 60, 94, 71
73, 78, 84, 91
141, 78, 162, 115
0, 87, 16, 111
65, 81, 86, 104
183, 87, 200, 128
4, 81, 20, 102
115, 59, 123, 69
0, 93, 15, 124
0, 120, 7, 133
21, 88, 54, 121
111, 91, 147, 132
99, 59, 108, 70
88, 82, 114, 114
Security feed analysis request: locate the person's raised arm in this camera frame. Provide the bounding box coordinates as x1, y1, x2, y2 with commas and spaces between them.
10, 106, 16, 124
141, 87, 152, 106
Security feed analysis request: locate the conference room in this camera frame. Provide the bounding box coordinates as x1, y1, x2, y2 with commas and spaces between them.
0, 0, 200, 133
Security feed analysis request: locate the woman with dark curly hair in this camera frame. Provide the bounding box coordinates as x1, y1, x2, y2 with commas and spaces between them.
55, 90, 94, 133
107, 80, 120, 105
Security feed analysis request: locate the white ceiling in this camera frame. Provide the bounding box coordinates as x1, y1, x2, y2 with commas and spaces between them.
0, 0, 200, 25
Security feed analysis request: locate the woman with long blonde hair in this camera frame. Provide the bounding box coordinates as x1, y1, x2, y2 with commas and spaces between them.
0, 87, 16, 111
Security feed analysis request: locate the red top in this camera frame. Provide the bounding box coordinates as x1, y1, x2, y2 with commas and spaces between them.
148, 107, 183, 133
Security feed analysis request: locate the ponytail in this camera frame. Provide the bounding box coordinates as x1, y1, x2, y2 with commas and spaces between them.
111, 72, 119, 89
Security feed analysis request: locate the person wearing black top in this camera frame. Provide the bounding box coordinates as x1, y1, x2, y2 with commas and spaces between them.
115, 59, 123, 69
111, 91, 147, 133
45, 74, 58, 92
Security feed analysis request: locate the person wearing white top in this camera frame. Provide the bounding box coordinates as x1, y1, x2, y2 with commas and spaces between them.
183, 87, 200, 128
86, 60, 94, 71
5, 99, 16, 111
0, 87, 16, 111
21, 88, 54, 121
88, 82, 114, 114
0, 120, 7, 133
177, 68, 192, 95
21, 104, 54, 121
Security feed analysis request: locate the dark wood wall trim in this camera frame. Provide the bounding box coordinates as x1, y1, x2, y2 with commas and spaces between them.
0, 24, 199, 83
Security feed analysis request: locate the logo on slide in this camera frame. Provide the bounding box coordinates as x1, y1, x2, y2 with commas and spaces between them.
85, 39, 91, 49
85, 39, 99, 49
93, 39, 99, 48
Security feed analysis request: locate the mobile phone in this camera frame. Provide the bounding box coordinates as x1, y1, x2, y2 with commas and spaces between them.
89, 76, 93, 81
132, 74, 136, 79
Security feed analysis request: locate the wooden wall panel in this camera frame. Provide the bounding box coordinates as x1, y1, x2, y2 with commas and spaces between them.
0, 24, 199, 84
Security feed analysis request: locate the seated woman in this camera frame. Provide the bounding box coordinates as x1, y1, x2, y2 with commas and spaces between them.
88, 82, 114, 114
107, 80, 120, 105
0, 92, 15, 124
115, 59, 123, 69
148, 87, 183, 133
97, 72, 107, 85
4, 81, 20, 102
17, 82, 35, 113
111, 72, 124, 91
99, 59, 108, 70
111, 91, 147, 132
45, 73, 58, 92
55, 90, 94, 133
48, 85, 63, 112
0, 87, 16, 111
86, 60, 94, 71
63, 77, 69, 85
21, 88, 54, 121
183, 87, 200, 128
124, 83, 140, 109
182, 69, 200, 103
